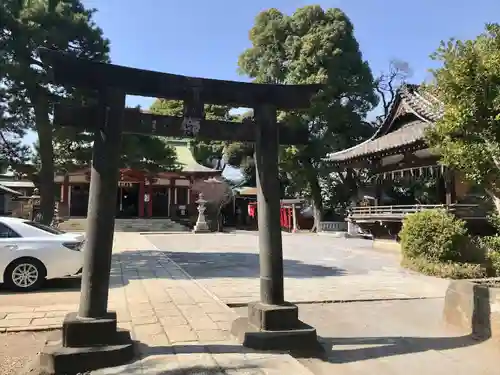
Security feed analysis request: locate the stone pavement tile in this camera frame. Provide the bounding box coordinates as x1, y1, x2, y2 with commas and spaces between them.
177, 304, 209, 318
44, 311, 69, 318
0, 306, 35, 314
198, 302, 231, 314
190, 291, 221, 303
31, 317, 64, 326
131, 315, 159, 325
148, 295, 173, 305
208, 312, 235, 322
163, 324, 198, 343
4, 312, 45, 319
33, 304, 78, 312
159, 315, 188, 327
133, 323, 164, 338
129, 308, 155, 318
187, 315, 219, 330
169, 294, 196, 306
215, 320, 232, 331
196, 329, 231, 342
154, 307, 183, 318
0, 318, 32, 328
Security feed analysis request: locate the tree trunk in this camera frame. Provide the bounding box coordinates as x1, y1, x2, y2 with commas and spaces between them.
302, 157, 323, 233
32, 92, 55, 225
309, 176, 323, 233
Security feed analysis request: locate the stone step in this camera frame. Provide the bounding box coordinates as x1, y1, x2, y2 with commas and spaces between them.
59, 218, 190, 233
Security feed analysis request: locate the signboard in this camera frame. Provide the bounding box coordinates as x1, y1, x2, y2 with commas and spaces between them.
118, 182, 133, 188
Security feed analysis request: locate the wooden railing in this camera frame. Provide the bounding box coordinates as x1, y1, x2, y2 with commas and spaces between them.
349, 204, 488, 221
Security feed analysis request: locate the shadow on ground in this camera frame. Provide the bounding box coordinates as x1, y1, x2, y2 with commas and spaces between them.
301, 284, 494, 367
313, 333, 488, 364
94, 333, 491, 375
0, 247, 348, 293
0, 276, 82, 295
0, 246, 348, 294
113, 249, 350, 280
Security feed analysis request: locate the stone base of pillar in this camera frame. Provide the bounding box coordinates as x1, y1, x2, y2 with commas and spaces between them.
28, 312, 135, 374
193, 220, 210, 233
231, 301, 322, 353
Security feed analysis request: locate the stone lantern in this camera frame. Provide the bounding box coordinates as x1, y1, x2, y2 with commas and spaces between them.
193, 193, 210, 233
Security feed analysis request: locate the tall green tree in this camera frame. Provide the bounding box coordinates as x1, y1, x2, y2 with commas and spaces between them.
425, 23, 500, 212
1, 0, 109, 224
238, 6, 378, 229
45, 105, 180, 175
149, 99, 250, 171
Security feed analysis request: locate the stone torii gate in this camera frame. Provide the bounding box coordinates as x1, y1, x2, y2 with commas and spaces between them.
37, 48, 323, 374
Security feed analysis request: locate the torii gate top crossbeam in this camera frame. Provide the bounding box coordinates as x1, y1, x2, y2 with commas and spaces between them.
38, 48, 322, 110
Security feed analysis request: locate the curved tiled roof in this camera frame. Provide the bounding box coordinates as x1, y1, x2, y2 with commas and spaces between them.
327, 84, 443, 164
172, 140, 219, 173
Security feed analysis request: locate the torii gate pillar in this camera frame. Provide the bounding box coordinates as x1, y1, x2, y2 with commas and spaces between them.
230, 105, 319, 351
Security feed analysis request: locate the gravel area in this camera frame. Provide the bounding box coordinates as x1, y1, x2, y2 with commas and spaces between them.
0, 330, 54, 375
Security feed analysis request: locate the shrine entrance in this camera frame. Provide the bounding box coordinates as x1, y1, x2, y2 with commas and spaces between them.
37, 47, 323, 374
116, 182, 139, 217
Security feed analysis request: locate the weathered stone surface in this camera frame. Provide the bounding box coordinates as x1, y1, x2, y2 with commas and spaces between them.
34, 331, 135, 375
443, 280, 500, 340
231, 316, 320, 352
248, 301, 299, 331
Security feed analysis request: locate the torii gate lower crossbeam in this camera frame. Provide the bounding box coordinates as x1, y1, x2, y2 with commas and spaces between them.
35, 49, 321, 374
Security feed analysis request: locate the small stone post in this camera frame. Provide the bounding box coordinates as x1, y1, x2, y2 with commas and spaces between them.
291, 204, 298, 233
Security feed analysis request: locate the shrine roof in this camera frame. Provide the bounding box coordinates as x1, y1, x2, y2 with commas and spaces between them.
327, 84, 444, 164
169, 139, 220, 174
234, 186, 257, 196
0, 184, 23, 195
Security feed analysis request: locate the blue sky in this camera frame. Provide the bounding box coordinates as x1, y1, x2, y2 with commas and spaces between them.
24, 0, 500, 146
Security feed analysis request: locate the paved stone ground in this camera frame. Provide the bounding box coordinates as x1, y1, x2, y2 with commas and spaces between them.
0, 233, 314, 374
234, 298, 500, 375
3, 232, 497, 374
146, 233, 450, 305
0, 331, 52, 375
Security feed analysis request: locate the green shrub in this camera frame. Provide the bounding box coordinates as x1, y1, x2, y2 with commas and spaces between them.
477, 234, 500, 276
401, 256, 487, 279
400, 209, 468, 262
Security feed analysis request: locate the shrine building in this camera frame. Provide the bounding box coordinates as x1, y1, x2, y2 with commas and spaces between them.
328, 84, 490, 238
54, 139, 220, 220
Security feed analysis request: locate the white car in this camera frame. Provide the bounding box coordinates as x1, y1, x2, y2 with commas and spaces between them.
0, 217, 84, 291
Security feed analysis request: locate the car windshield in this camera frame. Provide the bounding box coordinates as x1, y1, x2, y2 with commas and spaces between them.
24, 221, 66, 235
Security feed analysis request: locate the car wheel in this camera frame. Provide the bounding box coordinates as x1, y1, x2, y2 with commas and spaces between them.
4, 258, 46, 292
